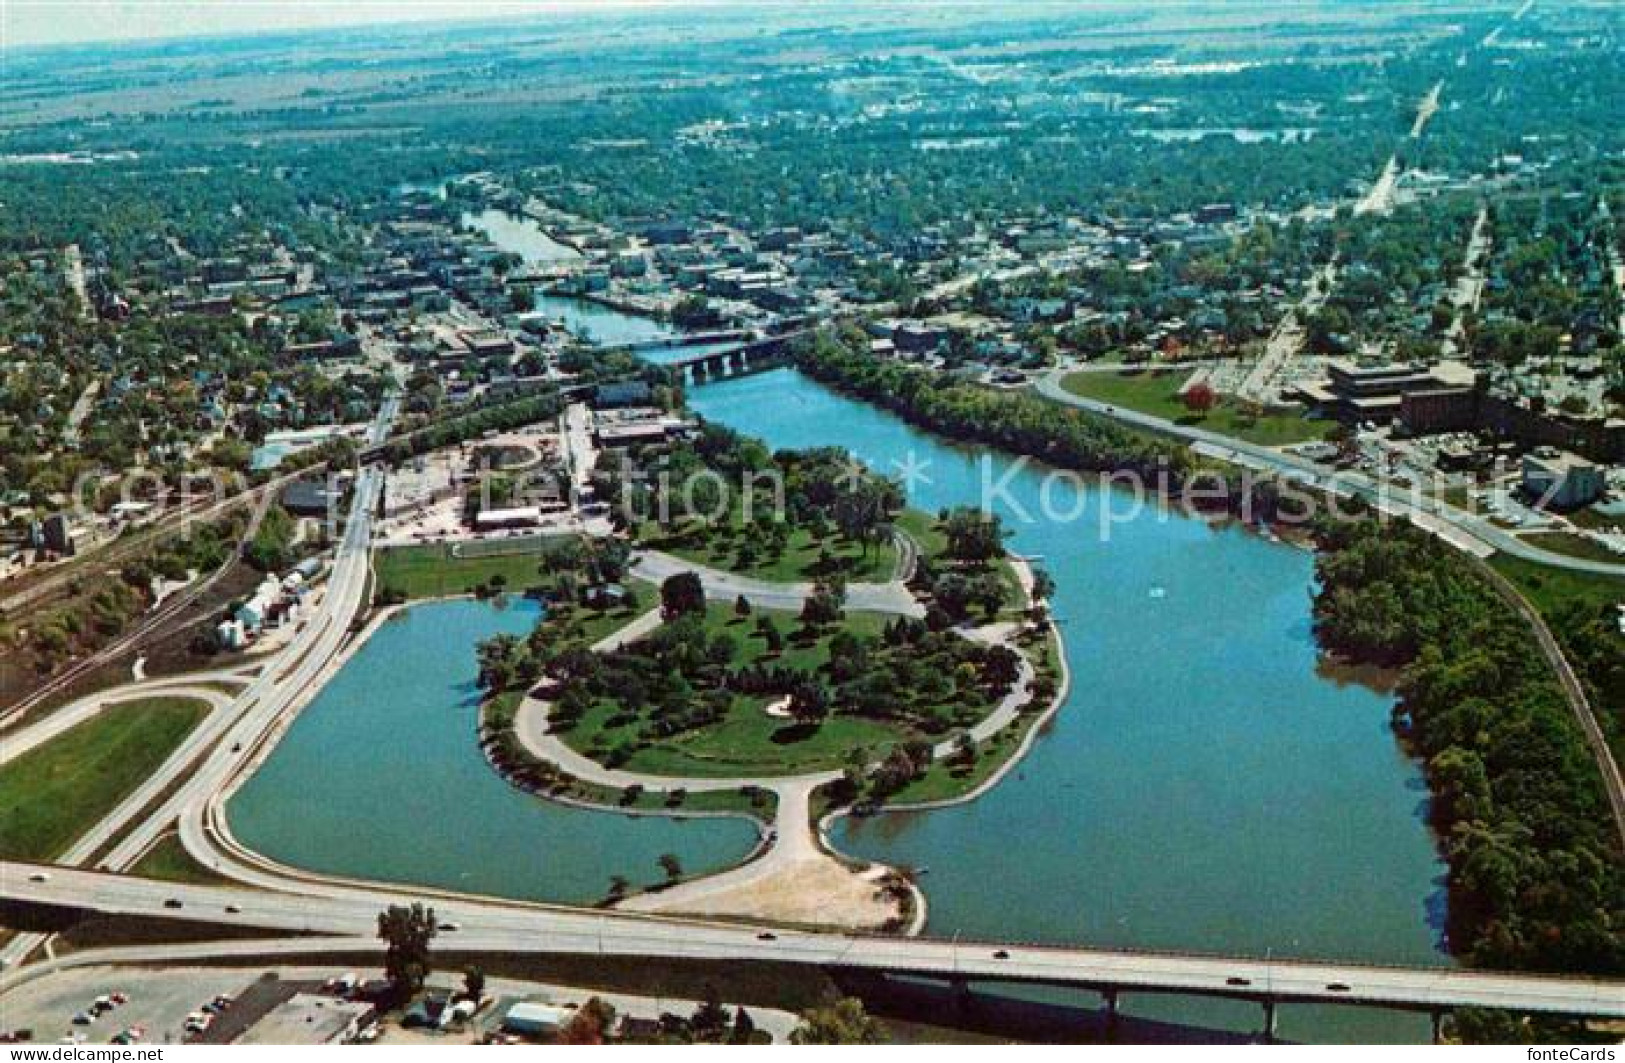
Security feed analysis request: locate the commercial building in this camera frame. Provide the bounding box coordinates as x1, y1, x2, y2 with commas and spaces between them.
238, 993, 375, 1045
1297, 360, 1477, 425
1522, 449, 1605, 510
473, 506, 544, 530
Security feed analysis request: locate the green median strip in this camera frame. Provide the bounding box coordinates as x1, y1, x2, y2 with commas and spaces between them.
0, 696, 211, 862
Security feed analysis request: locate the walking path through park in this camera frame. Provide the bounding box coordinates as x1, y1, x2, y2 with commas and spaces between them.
630, 548, 924, 617
512, 553, 1047, 931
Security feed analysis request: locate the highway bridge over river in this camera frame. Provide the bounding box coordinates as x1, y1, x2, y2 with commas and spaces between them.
4, 862, 1621, 1041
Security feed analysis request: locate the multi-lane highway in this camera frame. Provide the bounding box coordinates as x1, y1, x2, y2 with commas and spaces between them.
4, 862, 1622, 1021
0, 389, 395, 971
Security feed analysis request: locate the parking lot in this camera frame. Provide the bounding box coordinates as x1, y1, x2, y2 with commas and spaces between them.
1, 965, 263, 1045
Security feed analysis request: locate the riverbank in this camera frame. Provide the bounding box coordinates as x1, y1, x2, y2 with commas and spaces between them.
784, 337, 1625, 983
690, 362, 1447, 1043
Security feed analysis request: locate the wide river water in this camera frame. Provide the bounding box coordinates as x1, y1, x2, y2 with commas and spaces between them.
233, 223, 1448, 1040
689, 367, 1448, 1044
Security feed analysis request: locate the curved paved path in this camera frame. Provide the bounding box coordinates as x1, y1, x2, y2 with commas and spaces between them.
512, 589, 1037, 930
631, 549, 924, 617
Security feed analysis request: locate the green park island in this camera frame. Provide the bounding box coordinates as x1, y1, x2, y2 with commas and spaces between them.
365, 429, 1066, 931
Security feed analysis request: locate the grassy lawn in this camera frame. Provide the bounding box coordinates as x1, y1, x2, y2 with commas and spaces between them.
583, 699, 903, 778
562, 606, 913, 777
1059, 368, 1337, 446
129, 831, 234, 886
894, 509, 948, 560
641, 516, 898, 583
1520, 530, 1622, 564
373, 537, 577, 600
484, 689, 779, 822
1490, 554, 1624, 618
0, 697, 210, 861
1569, 506, 1622, 533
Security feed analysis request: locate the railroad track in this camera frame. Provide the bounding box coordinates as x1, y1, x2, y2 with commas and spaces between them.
1, 488, 278, 725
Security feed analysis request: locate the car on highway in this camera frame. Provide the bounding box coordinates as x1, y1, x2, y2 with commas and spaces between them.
163, 898, 183, 909
28, 872, 48, 883
992, 950, 1010, 960
225, 905, 241, 914
1326, 982, 1351, 993
756, 931, 777, 941
1226, 977, 1252, 987
437, 921, 461, 932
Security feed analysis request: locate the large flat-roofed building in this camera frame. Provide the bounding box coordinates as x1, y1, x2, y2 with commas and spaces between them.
1399, 386, 1481, 435
1522, 449, 1605, 510
238, 993, 375, 1045
473, 506, 544, 530
1297, 360, 1477, 425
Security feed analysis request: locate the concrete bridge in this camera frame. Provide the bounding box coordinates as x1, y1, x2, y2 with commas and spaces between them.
623, 329, 750, 353
4, 861, 1622, 1043
665, 329, 809, 384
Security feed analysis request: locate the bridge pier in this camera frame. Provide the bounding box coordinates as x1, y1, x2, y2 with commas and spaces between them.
1431, 1010, 1446, 1045
1261, 1000, 1277, 1044
1101, 988, 1120, 1041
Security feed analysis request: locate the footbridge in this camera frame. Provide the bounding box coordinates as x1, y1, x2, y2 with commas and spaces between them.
4, 861, 1621, 1041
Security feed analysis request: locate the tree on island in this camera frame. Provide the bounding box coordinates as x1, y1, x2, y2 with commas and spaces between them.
660, 571, 706, 621
788, 679, 831, 726
755, 614, 784, 654
734, 594, 753, 619
377, 902, 438, 1000
941, 508, 1006, 562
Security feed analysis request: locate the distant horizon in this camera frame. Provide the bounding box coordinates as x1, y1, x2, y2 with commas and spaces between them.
0, 0, 1146, 52
0, 0, 722, 51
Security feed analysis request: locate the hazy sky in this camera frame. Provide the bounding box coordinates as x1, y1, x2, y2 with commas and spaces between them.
0, 0, 691, 50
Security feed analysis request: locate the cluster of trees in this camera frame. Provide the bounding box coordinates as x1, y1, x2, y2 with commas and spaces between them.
538, 575, 1019, 763
243, 503, 299, 572
794, 326, 1188, 484
908, 508, 1015, 625
619, 987, 760, 1045
1306, 195, 1480, 353
603, 424, 904, 578
796, 326, 1320, 529
1471, 191, 1622, 363
1313, 515, 1623, 975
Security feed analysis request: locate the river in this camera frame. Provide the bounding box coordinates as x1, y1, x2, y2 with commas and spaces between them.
227, 597, 759, 905
689, 368, 1447, 1044
462, 208, 582, 266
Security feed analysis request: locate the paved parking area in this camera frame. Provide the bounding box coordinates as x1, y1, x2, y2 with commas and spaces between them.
1, 965, 262, 1045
